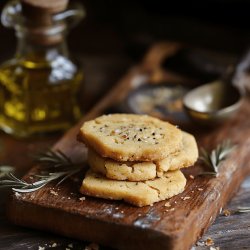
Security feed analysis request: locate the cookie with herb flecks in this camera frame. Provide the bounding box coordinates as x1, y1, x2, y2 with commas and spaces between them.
80, 169, 186, 207
87, 131, 198, 181
78, 114, 182, 162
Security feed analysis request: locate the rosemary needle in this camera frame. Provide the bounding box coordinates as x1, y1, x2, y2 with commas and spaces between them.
0, 149, 83, 193
199, 140, 236, 177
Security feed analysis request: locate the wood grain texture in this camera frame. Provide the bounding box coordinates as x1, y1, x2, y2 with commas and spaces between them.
5, 43, 250, 250
195, 176, 250, 250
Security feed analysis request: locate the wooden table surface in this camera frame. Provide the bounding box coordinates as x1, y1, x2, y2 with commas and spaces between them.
1, 53, 250, 250
0, 1, 250, 248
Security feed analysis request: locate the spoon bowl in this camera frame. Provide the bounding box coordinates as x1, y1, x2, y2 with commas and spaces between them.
183, 80, 242, 125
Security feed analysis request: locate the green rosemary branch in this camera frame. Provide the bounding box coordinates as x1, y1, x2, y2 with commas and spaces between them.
0, 149, 83, 193
199, 140, 236, 177
35, 149, 73, 168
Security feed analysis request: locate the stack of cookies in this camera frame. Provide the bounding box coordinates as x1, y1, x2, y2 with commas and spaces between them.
78, 114, 198, 207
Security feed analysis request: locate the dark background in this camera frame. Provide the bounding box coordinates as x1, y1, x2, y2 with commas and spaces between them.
1, 0, 250, 60
1, 0, 250, 105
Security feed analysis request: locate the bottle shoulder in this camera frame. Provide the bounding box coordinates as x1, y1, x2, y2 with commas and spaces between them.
0, 55, 83, 84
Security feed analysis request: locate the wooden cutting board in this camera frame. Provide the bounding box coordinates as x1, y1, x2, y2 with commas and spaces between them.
6, 42, 250, 250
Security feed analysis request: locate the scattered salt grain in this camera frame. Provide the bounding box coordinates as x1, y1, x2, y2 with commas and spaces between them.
198, 188, 203, 191
79, 197, 86, 201
51, 243, 57, 247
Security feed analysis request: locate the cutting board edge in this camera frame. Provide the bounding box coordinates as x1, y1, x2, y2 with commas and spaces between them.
6, 196, 178, 250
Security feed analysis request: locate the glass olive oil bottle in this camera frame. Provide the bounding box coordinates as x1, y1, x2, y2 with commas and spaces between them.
0, 0, 84, 137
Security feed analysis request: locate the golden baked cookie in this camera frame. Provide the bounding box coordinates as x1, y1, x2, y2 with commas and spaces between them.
80, 169, 186, 207
156, 131, 198, 176
78, 114, 182, 161
87, 131, 198, 181
88, 148, 157, 181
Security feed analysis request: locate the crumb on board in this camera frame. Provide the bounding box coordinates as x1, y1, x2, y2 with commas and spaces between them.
223, 209, 231, 217
164, 202, 171, 207
79, 196, 86, 201
166, 208, 175, 212
38, 247, 45, 250
198, 188, 203, 191
51, 243, 57, 247
205, 237, 214, 246
181, 196, 191, 201
84, 243, 99, 250
50, 190, 58, 196
189, 175, 194, 179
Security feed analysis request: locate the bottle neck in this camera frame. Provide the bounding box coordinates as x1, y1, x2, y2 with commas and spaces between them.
15, 31, 69, 66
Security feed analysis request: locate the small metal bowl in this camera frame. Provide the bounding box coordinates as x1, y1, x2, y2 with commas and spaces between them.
125, 83, 190, 125
183, 80, 242, 125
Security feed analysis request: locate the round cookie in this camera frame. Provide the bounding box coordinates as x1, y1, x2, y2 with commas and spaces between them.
88, 148, 158, 181
78, 114, 182, 161
156, 131, 198, 176
87, 131, 198, 181
80, 169, 187, 207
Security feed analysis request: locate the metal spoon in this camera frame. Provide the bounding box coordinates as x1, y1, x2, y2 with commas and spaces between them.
183, 79, 242, 125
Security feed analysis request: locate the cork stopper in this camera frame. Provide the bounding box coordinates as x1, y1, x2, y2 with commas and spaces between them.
20, 0, 69, 45
21, 0, 69, 26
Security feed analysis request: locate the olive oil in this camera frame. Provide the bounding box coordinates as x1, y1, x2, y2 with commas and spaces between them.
0, 55, 83, 137
0, 0, 84, 137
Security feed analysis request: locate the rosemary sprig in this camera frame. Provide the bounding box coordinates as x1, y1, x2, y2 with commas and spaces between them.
35, 149, 73, 168
199, 140, 236, 177
0, 149, 83, 193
